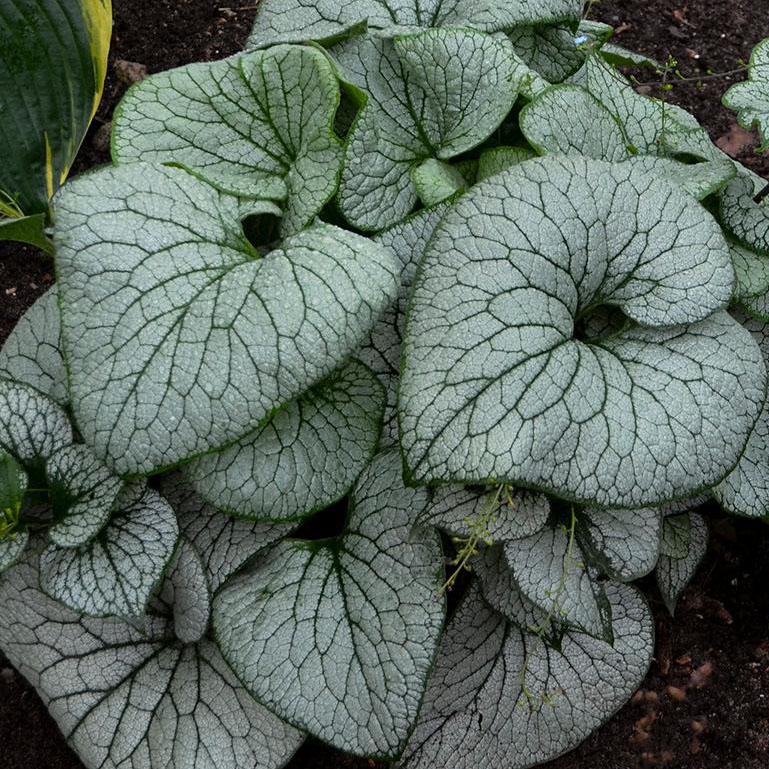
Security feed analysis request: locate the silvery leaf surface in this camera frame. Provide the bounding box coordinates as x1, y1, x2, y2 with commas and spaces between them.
656, 512, 708, 614
520, 84, 630, 162
474, 545, 551, 632
0, 287, 67, 405
504, 524, 613, 641
579, 506, 661, 582
0, 530, 28, 574
247, 0, 583, 48
720, 173, 769, 255
0, 379, 72, 465
358, 203, 451, 446
400, 581, 653, 769
335, 29, 523, 230
159, 537, 211, 644
213, 450, 445, 758
400, 155, 763, 507
161, 475, 295, 593
731, 241, 769, 320
417, 484, 550, 541
0, 543, 304, 769
723, 38, 769, 149
46, 444, 124, 548
54, 163, 398, 476
508, 24, 585, 83
39, 485, 179, 618
112, 46, 344, 235
570, 55, 719, 159
184, 359, 384, 522
714, 315, 769, 517
620, 155, 736, 201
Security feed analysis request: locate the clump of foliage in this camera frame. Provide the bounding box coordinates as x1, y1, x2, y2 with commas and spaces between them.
1, 1, 769, 768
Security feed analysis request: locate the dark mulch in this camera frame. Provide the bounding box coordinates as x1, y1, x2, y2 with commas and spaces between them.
542, 513, 769, 769
2, 2, 769, 769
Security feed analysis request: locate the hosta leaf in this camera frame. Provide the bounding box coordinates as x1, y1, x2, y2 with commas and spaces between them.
720, 173, 769, 255
0, 379, 72, 465
476, 146, 536, 181
0, 545, 304, 769
504, 524, 613, 640
656, 512, 708, 614
55, 163, 398, 476
509, 25, 585, 83
411, 159, 466, 207
418, 485, 550, 541
0, 213, 53, 253
247, 0, 582, 48
358, 203, 451, 446
39, 486, 179, 618
0, 287, 67, 405
401, 156, 763, 507
47, 444, 124, 547
184, 359, 384, 522
621, 155, 736, 201
475, 545, 551, 632
0, 450, 26, 511
714, 316, 769, 517
112, 46, 344, 235
401, 582, 653, 769
0, 451, 27, 573
723, 38, 769, 149
731, 241, 769, 320
519, 84, 629, 161
336, 29, 522, 231
0, 0, 111, 214
161, 476, 294, 592
579, 507, 661, 582
214, 450, 445, 758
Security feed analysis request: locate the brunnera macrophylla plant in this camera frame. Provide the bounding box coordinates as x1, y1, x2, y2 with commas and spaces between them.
2, 1, 769, 767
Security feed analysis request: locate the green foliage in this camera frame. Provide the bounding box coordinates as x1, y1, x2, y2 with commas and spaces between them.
1, 7, 769, 769
0, 452, 25, 541
0, 0, 111, 252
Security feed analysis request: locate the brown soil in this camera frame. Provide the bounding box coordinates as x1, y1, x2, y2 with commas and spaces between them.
599, 0, 769, 178
2, 2, 769, 769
